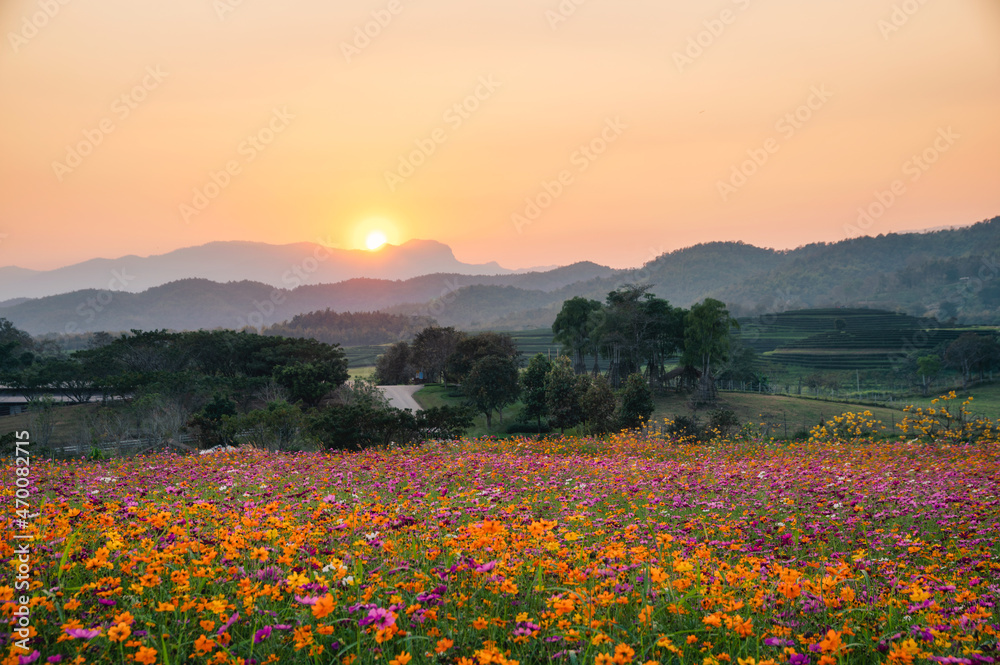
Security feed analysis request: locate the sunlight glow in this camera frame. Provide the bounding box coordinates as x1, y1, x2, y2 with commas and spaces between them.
365, 230, 388, 251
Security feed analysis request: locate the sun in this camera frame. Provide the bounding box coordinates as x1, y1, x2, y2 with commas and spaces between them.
365, 230, 387, 251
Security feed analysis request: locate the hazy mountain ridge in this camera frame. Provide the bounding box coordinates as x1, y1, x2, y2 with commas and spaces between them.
0, 239, 517, 301
3, 217, 997, 335
2, 262, 617, 335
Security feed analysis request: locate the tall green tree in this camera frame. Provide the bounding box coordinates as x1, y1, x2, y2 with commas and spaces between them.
545, 356, 583, 432
552, 297, 602, 375
617, 372, 654, 430
447, 332, 521, 384
580, 373, 616, 434
411, 326, 465, 385
374, 341, 413, 385
520, 353, 551, 430
463, 355, 520, 429
273, 360, 349, 407
916, 354, 942, 396
682, 298, 738, 402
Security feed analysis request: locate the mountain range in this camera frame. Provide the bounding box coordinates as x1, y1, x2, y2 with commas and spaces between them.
1, 216, 997, 336
0, 239, 551, 302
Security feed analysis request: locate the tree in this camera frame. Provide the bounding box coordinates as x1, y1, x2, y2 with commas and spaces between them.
187, 393, 238, 449
682, 298, 738, 402
28, 397, 57, 455
546, 356, 582, 432
916, 354, 942, 396
642, 298, 687, 389
0, 318, 34, 381
521, 353, 551, 430
447, 332, 521, 384
414, 406, 475, 441
596, 285, 651, 388
617, 372, 654, 430
463, 355, 520, 429
228, 401, 304, 451
306, 402, 473, 451
944, 333, 999, 388
411, 326, 465, 385
552, 297, 602, 374
374, 341, 413, 385
717, 338, 758, 386
580, 373, 616, 434
337, 376, 392, 410
46, 357, 94, 403
273, 359, 349, 407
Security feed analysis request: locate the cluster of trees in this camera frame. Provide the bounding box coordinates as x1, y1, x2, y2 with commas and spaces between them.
913, 332, 1000, 393
262, 309, 434, 347
520, 355, 654, 434
552, 286, 739, 400
375, 328, 520, 428
374, 324, 657, 432
0, 319, 473, 454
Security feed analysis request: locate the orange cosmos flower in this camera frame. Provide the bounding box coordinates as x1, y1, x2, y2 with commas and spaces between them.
108, 622, 131, 643
389, 651, 412, 665
194, 635, 216, 654
134, 647, 158, 665
312, 593, 335, 619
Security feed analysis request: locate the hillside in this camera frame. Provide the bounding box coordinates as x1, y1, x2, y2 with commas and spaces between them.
737, 308, 980, 370
2, 216, 997, 334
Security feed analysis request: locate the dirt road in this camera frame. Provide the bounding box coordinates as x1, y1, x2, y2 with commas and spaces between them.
378, 385, 424, 411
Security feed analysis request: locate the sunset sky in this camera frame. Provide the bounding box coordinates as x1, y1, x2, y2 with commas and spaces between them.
1, 0, 998, 271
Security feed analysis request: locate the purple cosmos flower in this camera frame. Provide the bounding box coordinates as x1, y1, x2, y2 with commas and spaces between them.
253, 626, 272, 644
18, 653, 40, 665
65, 628, 101, 640
789, 654, 810, 665
47, 657, 63, 664
359, 607, 395, 630
217, 611, 239, 635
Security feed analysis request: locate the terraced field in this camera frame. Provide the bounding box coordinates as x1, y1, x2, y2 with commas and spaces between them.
739, 308, 989, 371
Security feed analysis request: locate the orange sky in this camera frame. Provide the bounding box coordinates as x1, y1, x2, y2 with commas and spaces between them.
1, 0, 999, 271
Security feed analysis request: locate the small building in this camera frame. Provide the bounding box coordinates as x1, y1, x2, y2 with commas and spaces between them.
0, 396, 30, 417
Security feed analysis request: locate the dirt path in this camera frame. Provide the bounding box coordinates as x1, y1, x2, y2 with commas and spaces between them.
379, 385, 423, 411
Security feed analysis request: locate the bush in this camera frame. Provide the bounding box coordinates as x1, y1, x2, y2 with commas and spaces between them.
707, 408, 740, 437
505, 422, 553, 435
306, 402, 474, 451
616, 373, 654, 430
666, 415, 701, 440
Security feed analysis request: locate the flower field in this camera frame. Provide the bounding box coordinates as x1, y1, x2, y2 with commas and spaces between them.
3, 431, 1000, 665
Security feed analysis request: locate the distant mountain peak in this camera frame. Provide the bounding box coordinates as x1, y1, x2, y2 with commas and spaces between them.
0, 239, 527, 301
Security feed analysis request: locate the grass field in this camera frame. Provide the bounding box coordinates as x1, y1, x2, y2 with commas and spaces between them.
413, 382, 923, 439
652, 390, 910, 438
903, 380, 1000, 419
343, 344, 390, 368
0, 402, 96, 447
